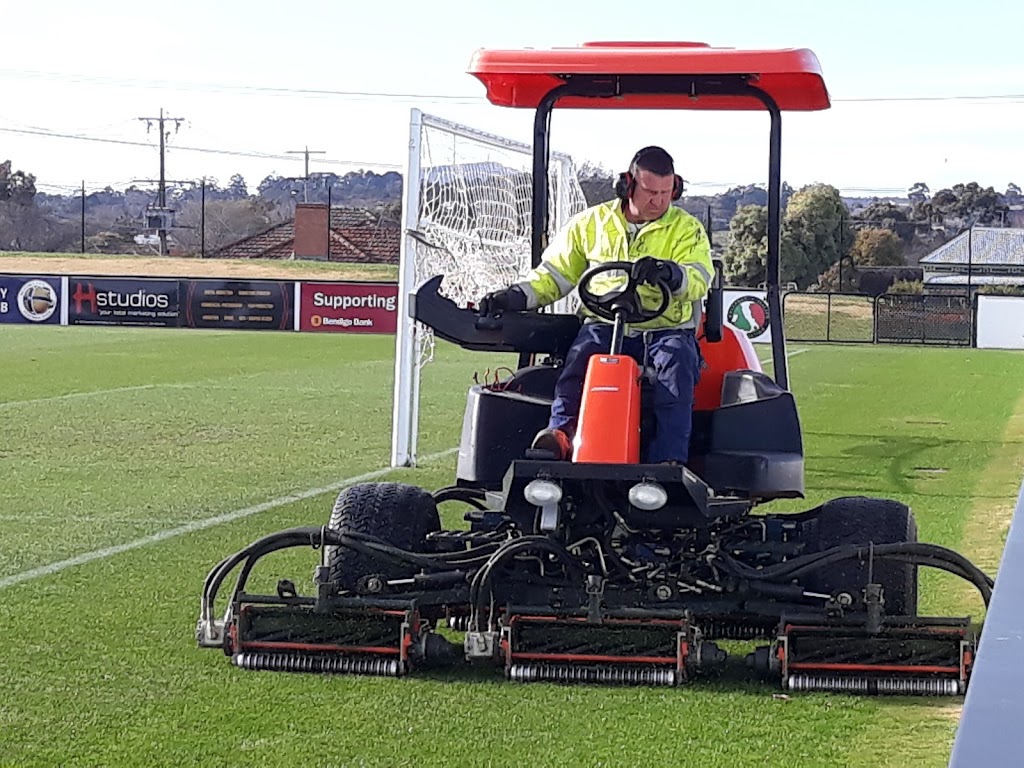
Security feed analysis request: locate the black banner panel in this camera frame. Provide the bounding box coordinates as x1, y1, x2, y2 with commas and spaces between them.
179, 279, 293, 331
0, 275, 62, 325
68, 277, 180, 327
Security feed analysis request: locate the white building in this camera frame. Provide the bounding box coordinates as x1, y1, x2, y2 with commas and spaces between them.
920, 227, 1024, 292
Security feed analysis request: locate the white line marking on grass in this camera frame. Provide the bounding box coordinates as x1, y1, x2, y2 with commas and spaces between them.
0, 382, 171, 409
762, 347, 810, 365
0, 447, 459, 591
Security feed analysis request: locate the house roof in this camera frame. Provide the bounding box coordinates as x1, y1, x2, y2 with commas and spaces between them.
213, 207, 400, 263
920, 228, 1024, 267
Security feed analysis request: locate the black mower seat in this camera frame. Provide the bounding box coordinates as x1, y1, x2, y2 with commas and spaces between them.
689, 370, 805, 500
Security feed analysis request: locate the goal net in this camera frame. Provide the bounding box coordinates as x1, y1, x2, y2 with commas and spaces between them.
391, 109, 588, 467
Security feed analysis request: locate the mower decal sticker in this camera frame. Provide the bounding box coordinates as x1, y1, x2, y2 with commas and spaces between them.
727, 295, 771, 339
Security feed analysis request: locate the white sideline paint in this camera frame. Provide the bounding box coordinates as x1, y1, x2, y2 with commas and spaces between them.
0, 384, 170, 410
0, 447, 459, 591
762, 347, 810, 365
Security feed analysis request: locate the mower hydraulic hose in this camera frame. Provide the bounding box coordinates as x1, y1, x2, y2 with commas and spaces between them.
469, 536, 584, 626
201, 526, 505, 630
201, 527, 327, 628
432, 486, 490, 510
718, 542, 993, 607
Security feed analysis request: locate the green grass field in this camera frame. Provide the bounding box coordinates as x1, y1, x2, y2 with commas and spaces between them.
1, 326, 1022, 767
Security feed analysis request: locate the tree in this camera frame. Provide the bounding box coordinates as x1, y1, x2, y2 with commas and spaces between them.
171, 198, 279, 254
929, 182, 1007, 226
575, 161, 617, 206
722, 204, 769, 286
849, 228, 904, 267
852, 199, 915, 244
0, 159, 37, 204
226, 174, 248, 199
908, 182, 930, 205
782, 184, 852, 289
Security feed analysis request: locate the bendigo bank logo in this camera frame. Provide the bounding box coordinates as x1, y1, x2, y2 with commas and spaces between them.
72, 281, 171, 315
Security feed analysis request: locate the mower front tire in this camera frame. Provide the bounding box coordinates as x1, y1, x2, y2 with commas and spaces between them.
325, 482, 441, 593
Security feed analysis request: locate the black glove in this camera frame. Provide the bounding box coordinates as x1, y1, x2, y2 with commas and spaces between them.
631, 257, 683, 291
477, 285, 527, 315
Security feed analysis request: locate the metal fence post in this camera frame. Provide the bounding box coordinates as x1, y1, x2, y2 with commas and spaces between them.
200, 178, 206, 258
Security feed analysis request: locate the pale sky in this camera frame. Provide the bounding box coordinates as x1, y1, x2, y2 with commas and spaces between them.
2, 0, 1022, 198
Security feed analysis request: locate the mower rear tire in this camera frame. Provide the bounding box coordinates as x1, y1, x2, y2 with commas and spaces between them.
807, 496, 919, 616
326, 482, 441, 593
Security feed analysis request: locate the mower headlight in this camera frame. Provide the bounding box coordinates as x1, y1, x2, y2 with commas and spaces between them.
524, 479, 562, 506
628, 481, 668, 511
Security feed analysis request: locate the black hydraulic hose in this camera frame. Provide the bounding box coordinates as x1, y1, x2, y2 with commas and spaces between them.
204, 526, 502, 615
723, 541, 991, 585
204, 528, 326, 619
469, 536, 584, 620
432, 486, 490, 510
717, 541, 994, 607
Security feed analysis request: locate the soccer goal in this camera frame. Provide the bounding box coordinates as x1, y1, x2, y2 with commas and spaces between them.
390, 108, 587, 467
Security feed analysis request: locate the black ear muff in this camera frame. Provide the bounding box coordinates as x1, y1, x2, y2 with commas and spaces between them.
614, 171, 634, 201
671, 174, 684, 201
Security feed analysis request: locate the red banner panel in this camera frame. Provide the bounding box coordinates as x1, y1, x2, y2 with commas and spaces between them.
299, 282, 398, 334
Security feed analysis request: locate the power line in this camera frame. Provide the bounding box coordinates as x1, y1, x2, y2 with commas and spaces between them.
0, 69, 486, 103
5, 67, 1024, 105
833, 93, 1024, 104
0, 126, 401, 169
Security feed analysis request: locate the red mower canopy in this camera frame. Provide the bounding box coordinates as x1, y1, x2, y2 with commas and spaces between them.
468, 41, 831, 111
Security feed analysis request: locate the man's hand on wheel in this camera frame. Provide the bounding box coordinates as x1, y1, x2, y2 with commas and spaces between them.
631, 256, 683, 291
478, 285, 527, 315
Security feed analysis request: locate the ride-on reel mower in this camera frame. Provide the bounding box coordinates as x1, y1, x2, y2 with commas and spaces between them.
197, 42, 992, 695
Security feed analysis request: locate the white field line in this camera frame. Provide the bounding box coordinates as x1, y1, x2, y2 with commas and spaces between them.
0, 378, 350, 410
0, 514, 192, 526
0, 447, 458, 591
762, 347, 810, 365
0, 384, 174, 410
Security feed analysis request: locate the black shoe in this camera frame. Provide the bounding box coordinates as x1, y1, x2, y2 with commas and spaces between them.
529, 428, 572, 461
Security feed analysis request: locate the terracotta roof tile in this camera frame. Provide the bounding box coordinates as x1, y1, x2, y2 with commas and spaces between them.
213, 207, 400, 264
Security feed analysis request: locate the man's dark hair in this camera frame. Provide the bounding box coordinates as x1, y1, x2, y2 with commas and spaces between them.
631, 146, 675, 176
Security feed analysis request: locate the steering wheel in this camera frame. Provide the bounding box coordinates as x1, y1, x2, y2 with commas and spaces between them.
577, 261, 672, 324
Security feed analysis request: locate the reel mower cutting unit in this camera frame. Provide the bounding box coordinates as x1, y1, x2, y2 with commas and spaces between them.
197, 42, 992, 695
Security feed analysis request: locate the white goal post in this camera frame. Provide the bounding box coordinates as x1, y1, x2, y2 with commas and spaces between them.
390, 108, 588, 467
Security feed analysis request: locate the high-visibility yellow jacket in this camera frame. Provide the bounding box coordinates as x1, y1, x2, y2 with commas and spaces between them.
514, 199, 714, 331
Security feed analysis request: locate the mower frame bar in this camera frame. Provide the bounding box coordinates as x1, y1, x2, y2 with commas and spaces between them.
528, 75, 789, 389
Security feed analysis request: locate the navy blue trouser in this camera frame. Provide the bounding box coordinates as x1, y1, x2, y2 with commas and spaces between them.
548, 323, 702, 463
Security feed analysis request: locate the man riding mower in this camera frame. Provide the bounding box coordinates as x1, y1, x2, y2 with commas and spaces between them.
196, 42, 992, 695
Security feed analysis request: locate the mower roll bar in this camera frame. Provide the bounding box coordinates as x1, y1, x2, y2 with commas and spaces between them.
528, 75, 788, 389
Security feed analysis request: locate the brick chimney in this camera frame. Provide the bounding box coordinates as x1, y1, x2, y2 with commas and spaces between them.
293, 203, 329, 259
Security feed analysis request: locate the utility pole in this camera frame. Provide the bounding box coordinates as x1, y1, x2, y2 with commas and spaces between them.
80, 180, 86, 253
287, 145, 326, 203
137, 108, 185, 255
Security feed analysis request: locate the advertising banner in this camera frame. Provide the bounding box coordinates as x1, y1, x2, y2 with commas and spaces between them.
68, 277, 180, 327
977, 295, 1024, 350
180, 279, 293, 331
299, 282, 398, 334
0, 275, 62, 325
723, 289, 773, 345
